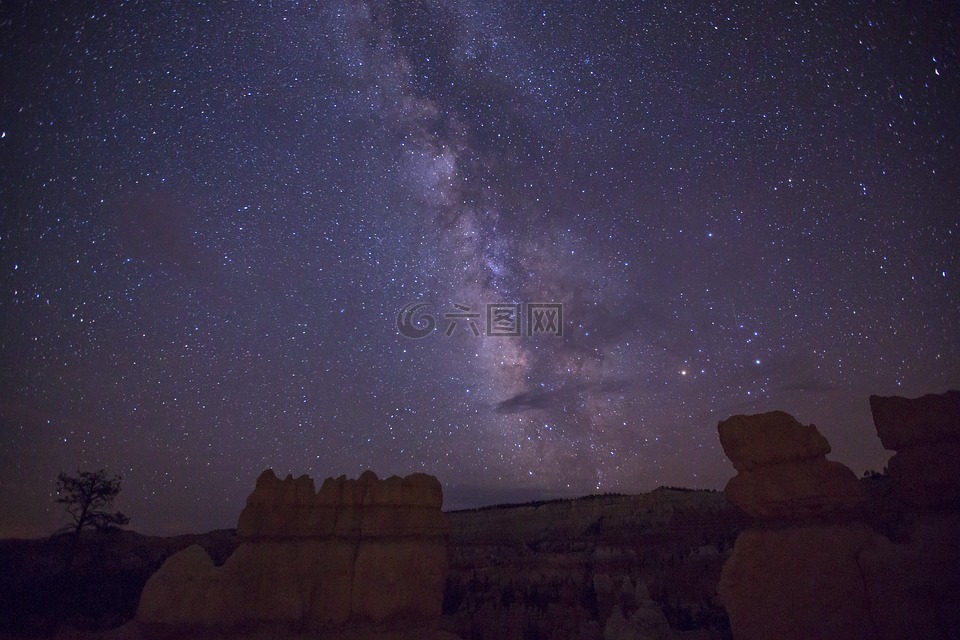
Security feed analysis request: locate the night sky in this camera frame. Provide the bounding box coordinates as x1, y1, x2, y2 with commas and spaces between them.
2, 1, 958, 537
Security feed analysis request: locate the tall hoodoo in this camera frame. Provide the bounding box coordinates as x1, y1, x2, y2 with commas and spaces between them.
137, 470, 450, 637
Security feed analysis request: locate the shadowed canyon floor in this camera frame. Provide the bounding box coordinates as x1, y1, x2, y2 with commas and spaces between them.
443, 489, 745, 639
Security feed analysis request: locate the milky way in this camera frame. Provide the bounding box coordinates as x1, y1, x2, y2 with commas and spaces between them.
2, 1, 958, 536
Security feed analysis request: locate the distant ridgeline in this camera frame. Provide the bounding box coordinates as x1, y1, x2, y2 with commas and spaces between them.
446, 486, 731, 549
452, 485, 713, 513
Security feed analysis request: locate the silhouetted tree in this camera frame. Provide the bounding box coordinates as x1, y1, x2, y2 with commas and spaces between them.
56, 469, 129, 537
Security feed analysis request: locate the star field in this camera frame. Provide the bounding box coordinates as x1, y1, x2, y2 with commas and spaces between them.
1, 1, 958, 536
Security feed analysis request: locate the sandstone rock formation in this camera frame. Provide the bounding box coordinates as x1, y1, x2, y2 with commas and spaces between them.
870, 390, 960, 507
863, 390, 960, 638
718, 394, 960, 640
720, 523, 879, 639
718, 411, 863, 521
602, 579, 671, 640
136, 469, 451, 638
717, 411, 876, 639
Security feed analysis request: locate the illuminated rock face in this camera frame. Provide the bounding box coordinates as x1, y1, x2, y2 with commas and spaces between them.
718, 397, 960, 640
718, 410, 864, 521
717, 411, 874, 640
137, 470, 449, 632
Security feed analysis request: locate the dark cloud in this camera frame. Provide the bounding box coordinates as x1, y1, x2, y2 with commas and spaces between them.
495, 378, 631, 414
495, 386, 582, 414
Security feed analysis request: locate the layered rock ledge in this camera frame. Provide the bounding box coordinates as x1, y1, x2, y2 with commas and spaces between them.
718, 410, 863, 521
136, 470, 450, 637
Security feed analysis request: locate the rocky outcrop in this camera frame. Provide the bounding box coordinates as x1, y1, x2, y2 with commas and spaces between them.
136, 470, 451, 637
717, 411, 876, 639
720, 522, 879, 640
718, 411, 863, 521
870, 390, 960, 508
863, 390, 960, 639
602, 579, 672, 640
718, 393, 960, 640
